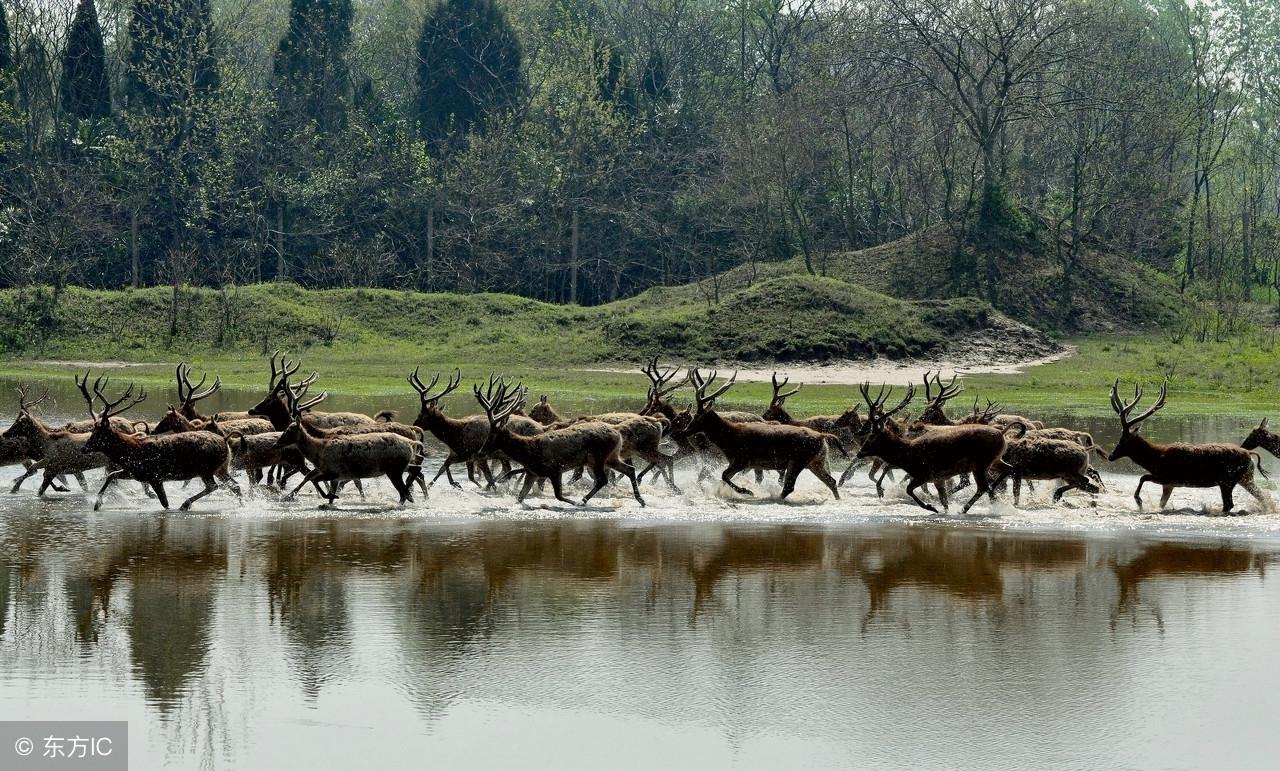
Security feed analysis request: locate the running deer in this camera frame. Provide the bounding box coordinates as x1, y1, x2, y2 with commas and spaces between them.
3, 384, 112, 494
475, 382, 645, 507
525, 393, 676, 490
856, 382, 1012, 513
673, 370, 844, 500
761, 372, 862, 444
1108, 381, 1269, 513
79, 376, 242, 511
249, 353, 378, 430
274, 387, 424, 506
409, 368, 544, 489
1242, 418, 1280, 459
1000, 423, 1102, 505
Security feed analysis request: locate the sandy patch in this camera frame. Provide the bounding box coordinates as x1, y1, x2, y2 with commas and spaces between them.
588, 347, 1075, 386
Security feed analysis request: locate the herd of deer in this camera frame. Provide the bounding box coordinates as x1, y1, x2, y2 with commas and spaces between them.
0, 354, 1274, 515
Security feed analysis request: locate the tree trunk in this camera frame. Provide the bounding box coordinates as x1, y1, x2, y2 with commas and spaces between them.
275, 205, 286, 281
130, 210, 140, 289
426, 207, 434, 290
569, 209, 579, 305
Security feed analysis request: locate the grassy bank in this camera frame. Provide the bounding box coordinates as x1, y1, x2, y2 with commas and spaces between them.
0, 334, 1276, 419
0, 280, 1003, 367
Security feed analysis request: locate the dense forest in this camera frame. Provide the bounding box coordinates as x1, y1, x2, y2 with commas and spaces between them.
1, 0, 1278, 319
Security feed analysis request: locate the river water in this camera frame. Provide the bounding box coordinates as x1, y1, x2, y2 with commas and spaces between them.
1, 377, 1279, 768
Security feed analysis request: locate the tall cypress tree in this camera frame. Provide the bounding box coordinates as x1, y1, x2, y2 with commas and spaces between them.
273, 0, 353, 133
61, 0, 111, 120
126, 0, 218, 115
416, 0, 523, 151
0, 0, 11, 72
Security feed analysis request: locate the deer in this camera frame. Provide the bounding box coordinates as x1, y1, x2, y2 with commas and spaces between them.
274, 386, 425, 507
855, 382, 1012, 514
4, 381, 117, 495
79, 376, 242, 511
672, 369, 844, 500
525, 392, 677, 490
1000, 424, 1102, 505
248, 353, 378, 430
1242, 418, 1280, 459
1108, 381, 1270, 514
915, 371, 965, 425
475, 382, 645, 507
762, 373, 866, 486
409, 368, 544, 490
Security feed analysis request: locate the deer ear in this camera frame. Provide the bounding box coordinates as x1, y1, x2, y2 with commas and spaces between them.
1261, 417, 1269, 430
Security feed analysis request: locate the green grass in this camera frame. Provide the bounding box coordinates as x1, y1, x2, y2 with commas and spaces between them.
0, 280, 1012, 368
0, 331, 1276, 419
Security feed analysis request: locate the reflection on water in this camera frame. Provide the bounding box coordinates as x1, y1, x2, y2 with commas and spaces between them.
2, 513, 1278, 770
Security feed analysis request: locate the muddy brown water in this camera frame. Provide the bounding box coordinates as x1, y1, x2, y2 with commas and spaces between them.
2, 375, 1280, 768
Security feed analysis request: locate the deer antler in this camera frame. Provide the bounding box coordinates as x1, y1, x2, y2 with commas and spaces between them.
769, 372, 802, 406
409, 367, 461, 406
17, 384, 48, 414
177, 363, 221, 407
93, 377, 147, 421
689, 368, 736, 412
75, 371, 99, 422
1111, 380, 1167, 432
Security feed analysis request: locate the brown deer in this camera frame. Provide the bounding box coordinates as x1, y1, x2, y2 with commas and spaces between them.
274, 387, 424, 506
249, 353, 378, 430
1242, 418, 1280, 459
79, 376, 242, 511
475, 382, 645, 507
673, 370, 843, 500
4, 381, 119, 495
1000, 424, 1102, 505
856, 382, 1011, 513
525, 392, 677, 490
409, 368, 544, 489
1108, 381, 1269, 513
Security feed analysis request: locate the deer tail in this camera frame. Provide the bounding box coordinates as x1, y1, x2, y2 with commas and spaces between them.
1001, 421, 1028, 440
1251, 451, 1269, 480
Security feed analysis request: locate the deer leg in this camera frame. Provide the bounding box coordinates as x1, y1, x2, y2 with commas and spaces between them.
150, 481, 170, 510
1086, 467, 1105, 491
779, 462, 804, 500
429, 457, 461, 489
580, 460, 612, 506
551, 471, 578, 506
179, 477, 217, 511
838, 459, 866, 487
960, 470, 995, 514
606, 459, 645, 507
387, 470, 412, 505
1132, 475, 1154, 510
904, 479, 938, 513
1159, 485, 1174, 509
933, 482, 950, 512
284, 470, 321, 501
808, 459, 840, 500
1013, 476, 1022, 506
874, 466, 893, 498
1219, 483, 1235, 514
352, 480, 367, 500
93, 470, 126, 511
11, 463, 42, 493
720, 460, 754, 496
1241, 476, 1270, 513
516, 472, 537, 503
36, 472, 58, 497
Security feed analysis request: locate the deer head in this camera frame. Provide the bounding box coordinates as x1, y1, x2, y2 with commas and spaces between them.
1107, 380, 1166, 462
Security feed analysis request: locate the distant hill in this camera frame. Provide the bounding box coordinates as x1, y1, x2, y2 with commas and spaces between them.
686, 225, 1188, 334
0, 273, 1058, 366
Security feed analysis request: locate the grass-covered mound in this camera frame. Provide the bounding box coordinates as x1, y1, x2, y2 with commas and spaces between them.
0, 276, 1031, 366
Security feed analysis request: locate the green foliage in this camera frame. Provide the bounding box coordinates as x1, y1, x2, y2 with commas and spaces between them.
61, 0, 111, 121
273, 0, 353, 133
416, 0, 523, 151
